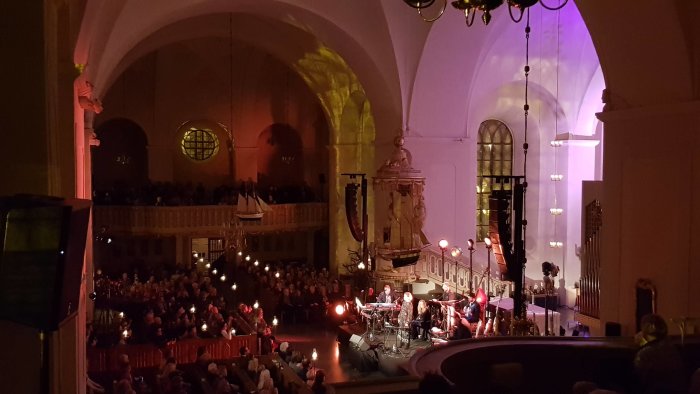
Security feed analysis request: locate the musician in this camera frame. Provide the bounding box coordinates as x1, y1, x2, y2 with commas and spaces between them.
397, 292, 414, 349
377, 284, 396, 304
452, 292, 480, 340
440, 283, 456, 301
411, 299, 431, 341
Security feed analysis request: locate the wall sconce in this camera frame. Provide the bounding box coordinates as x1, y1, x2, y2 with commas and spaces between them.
281, 155, 296, 165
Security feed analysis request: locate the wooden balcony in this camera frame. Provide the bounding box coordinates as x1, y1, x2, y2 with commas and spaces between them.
93, 203, 328, 236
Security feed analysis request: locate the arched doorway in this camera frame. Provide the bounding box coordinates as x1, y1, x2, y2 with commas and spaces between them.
93, 118, 149, 197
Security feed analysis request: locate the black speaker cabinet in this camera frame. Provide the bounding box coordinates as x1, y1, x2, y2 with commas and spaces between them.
0, 195, 91, 331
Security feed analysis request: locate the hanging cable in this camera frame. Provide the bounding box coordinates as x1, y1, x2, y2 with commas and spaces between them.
521, 9, 531, 311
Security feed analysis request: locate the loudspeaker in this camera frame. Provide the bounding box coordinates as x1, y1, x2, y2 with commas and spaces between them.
350, 334, 370, 351
605, 321, 622, 337
0, 195, 91, 331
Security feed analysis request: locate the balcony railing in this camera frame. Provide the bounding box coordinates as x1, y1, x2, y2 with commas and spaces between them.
93, 203, 328, 235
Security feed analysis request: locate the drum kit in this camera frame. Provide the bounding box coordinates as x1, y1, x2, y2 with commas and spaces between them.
359, 302, 399, 342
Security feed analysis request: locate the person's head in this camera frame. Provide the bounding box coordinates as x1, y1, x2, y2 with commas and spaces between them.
403, 292, 413, 303
313, 369, 326, 385
384, 284, 391, 295
239, 345, 250, 356
637, 313, 668, 346
207, 362, 219, 376
467, 292, 476, 302
418, 299, 427, 313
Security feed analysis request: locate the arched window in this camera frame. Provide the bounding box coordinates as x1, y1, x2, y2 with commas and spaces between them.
476, 120, 513, 241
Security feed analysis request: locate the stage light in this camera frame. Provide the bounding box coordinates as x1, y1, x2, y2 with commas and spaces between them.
245, 255, 251, 261
272, 316, 278, 326
264, 265, 269, 272
118, 312, 124, 318
122, 329, 129, 338
190, 306, 196, 313
212, 269, 218, 275
237, 251, 243, 256
254, 260, 259, 267
451, 247, 462, 258
484, 237, 492, 248
231, 283, 237, 290
253, 301, 259, 309
357, 261, 366, 270
275, 272, 280, 278
312, 348, 318, 361
107, 238, 112, 244
335, 304, 345, 316
231, 328, 236, 336
467, 239, 475, 250
193, 252, 199, 258
438, 239, 448, 249
220, 274, 226, 282
201, 323, 208, 331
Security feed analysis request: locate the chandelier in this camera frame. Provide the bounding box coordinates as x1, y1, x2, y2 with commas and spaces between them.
403, 0, 567, 25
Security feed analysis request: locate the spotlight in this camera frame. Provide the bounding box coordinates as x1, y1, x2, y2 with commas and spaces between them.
201, 323, 208, 332
193, 252, 199, 258
467, 239, 475, 250
220, 274, 226, 282
335, 304, 345, 316
118, 312, 124, 318
275, 272, 280, 278
231, 328, 236, 336
438, 239, 448, 249
254, 260, 259, 267
451, 247, 462, 258
253, 301, 259, 309
245, 255, 251, 261
190, 306, 196, 313
272, 316, 278, 326
212, 269, 218, 275
484, 237, 492, 248
264, 265, 269, 272
312, 348, 318, 361
231, 283, 237, 291
106, 238, 112, 244
237, 251, 243, 256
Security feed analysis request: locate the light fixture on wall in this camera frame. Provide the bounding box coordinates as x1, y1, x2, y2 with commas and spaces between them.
403, 0, 567, 25
281, 155, 296, 165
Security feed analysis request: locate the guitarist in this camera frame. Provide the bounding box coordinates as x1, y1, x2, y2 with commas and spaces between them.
452, 292, 481, 340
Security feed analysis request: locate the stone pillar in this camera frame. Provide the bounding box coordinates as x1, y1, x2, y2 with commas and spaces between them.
598, 101, 700, 336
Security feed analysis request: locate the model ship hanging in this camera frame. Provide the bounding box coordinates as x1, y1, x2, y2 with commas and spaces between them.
236, 182, 272, 221
374, 133, 430, 267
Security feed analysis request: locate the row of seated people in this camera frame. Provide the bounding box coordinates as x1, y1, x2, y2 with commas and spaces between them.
237, 262, 344, 326
93, 180, 319, 206
91, 268, 247, 348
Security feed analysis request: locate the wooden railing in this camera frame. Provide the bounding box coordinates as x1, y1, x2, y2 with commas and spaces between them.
580, 200, 602, 319
87, 335, 258, 373
93, 203, 328, 235
379, 246, 511, 297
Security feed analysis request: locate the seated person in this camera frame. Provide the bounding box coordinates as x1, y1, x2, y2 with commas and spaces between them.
377, 284, 395, 304
452, 293, 479, 340
411, 299, 432, 340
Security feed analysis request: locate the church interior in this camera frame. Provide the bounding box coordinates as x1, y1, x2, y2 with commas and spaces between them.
1, 1, 699, 393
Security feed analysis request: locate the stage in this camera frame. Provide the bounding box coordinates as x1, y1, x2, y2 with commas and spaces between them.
337, 323, 432, 377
